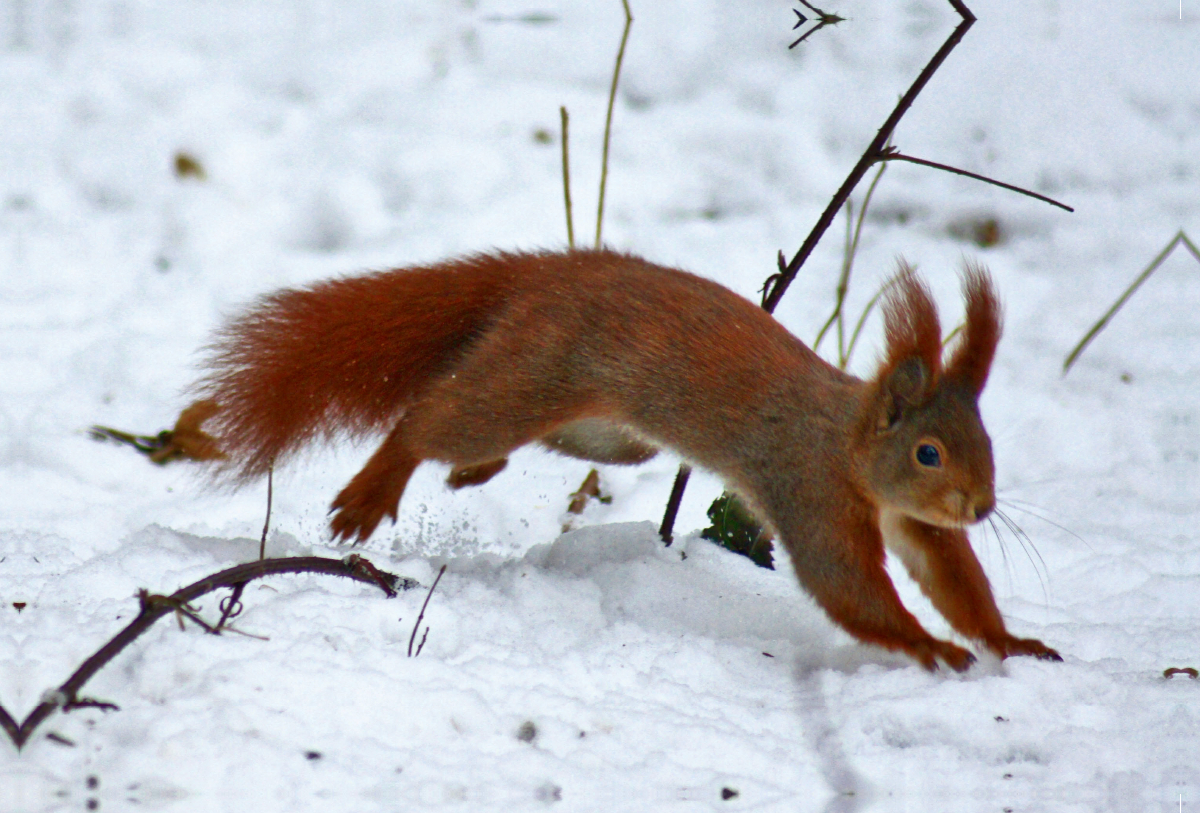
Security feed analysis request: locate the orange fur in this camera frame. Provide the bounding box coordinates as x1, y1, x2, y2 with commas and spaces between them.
946, 262, 1002, 395
190, 248, 1059, 670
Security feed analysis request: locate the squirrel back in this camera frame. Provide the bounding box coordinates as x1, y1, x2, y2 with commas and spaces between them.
191, 248, 1060, 671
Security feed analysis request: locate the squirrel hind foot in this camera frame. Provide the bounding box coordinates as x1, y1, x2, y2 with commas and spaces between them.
328, 493, 395, 545
447, 458, 509, 489
328, 445, 420, 544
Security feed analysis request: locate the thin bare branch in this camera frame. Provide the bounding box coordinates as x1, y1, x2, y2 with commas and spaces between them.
881, 150, 1073, 212
1063, 230, 1200, 372
595, 0, 633, 249
762, 0, 977, 314
663, 0, 978, 542
843, 284, 888, 365
0, 707, 17, 746
788, 1, 846, 49
408, 564, 447, 657
813, 156, 889, 364
658, 463, 692, 544
4, 555, 411, 750
215, 581, 247, 631
259, 464, 273, 560
560, 106, 576, 248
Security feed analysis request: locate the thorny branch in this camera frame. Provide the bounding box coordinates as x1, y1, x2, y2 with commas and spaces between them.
2, 555, 414, 750
661, 0, 986, 542
762, 0, 980, 313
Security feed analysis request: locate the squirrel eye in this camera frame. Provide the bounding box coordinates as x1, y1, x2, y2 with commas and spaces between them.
915, 443, 941, 468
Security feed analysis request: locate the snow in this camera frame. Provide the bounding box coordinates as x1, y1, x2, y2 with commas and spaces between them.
2, 0, 1198, 810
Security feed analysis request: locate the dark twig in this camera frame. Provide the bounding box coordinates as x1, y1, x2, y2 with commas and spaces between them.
344, 554, 412, 598
216, 581, 247, 631
0, 707, 18, 746
764, 0, 977, 313
788, 1, 845, 48
87, 425, 174, 457
880, 150, 1073, 212
661, 0, 978, 542
89, 400, 225, 466
3, 555, 410, 750
758, 252, 789, 307
408, 564, 447, 657
139, 591, 220, 634
658, 464, 692, 545
61, 698, 120, 713
1164, 667, 1199, 679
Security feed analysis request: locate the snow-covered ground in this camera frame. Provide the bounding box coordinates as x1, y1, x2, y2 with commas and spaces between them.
2, 1, 1198, 810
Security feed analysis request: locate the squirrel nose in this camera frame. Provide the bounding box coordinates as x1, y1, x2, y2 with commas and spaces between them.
972, 496, 995, 522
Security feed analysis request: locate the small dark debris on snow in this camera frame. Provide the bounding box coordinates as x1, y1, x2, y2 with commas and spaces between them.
535, 782, 562, 802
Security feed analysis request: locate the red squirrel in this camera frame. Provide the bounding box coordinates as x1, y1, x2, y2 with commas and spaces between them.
192, 248, 1061, 671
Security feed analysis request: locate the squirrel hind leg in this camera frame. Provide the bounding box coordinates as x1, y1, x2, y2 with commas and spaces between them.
330, 420, 421, 544
447, 458, 508, 489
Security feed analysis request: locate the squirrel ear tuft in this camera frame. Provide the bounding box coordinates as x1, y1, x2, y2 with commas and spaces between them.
877, 262, 941, 384
872, 264, 941, 429
946, 264, 1002, 396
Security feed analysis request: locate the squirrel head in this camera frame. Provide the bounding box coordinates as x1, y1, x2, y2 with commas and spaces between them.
856, 264, 1001, 528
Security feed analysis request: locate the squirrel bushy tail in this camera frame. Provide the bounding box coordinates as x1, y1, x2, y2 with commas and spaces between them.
195, 253, 520, 480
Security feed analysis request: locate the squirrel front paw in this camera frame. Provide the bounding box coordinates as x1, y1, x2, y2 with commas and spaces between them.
990, 635, 1062, 662
907, 638, 977, 672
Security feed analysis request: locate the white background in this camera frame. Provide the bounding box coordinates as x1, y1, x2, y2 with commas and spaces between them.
2, 1, 1197, 810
